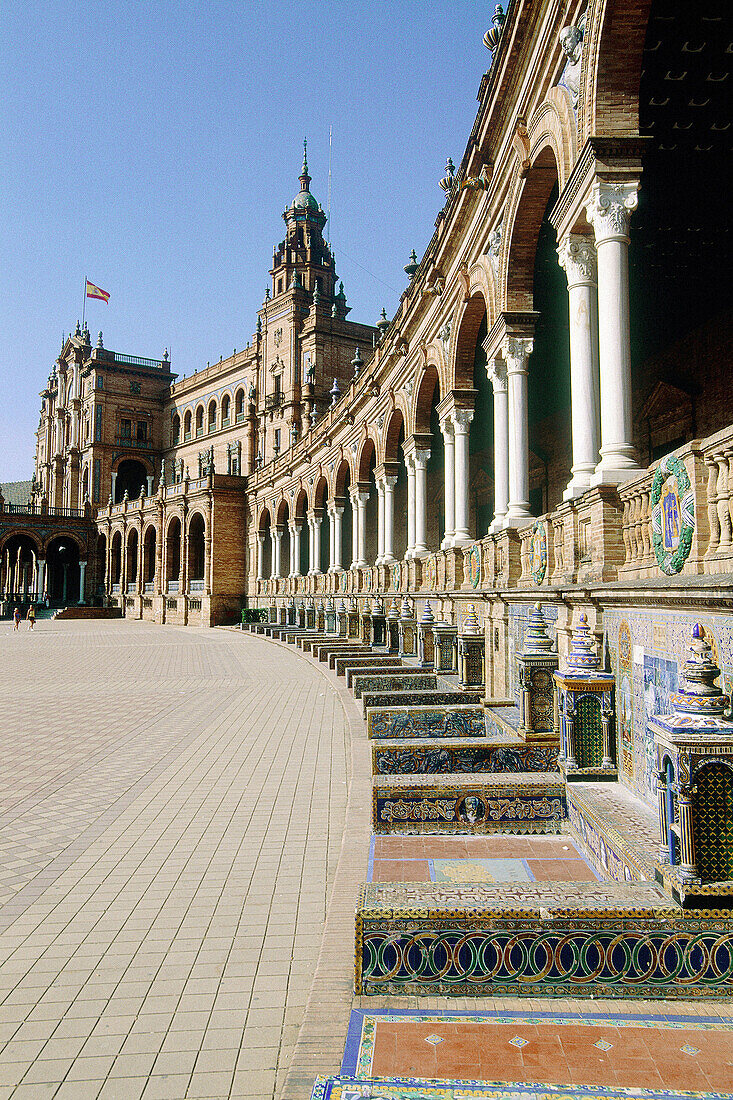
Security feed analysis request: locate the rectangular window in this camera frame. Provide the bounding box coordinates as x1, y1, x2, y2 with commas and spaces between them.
93, 458, 101, 504
120, 418, 132, 441
136, 420, 147, 443
274, 429, 281, 453
96, 375, 104, 390
94, 405, 102, 442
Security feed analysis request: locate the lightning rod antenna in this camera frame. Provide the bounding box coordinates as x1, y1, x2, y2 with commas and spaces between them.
327, 126, 333, 247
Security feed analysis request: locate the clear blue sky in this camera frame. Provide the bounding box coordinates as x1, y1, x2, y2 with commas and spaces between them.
0, 1, 489, 482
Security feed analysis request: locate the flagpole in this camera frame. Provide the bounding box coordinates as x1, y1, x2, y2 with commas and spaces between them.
82, 275, 86, 331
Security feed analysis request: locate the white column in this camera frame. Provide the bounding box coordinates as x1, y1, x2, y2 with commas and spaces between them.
503, 336, 534, 526
146, 476, 154, 496
327, 507, 335, 571
404, 455, 416, 559
376, 478, 386, 564
312, 514, 323, 574
78, 560, 87, 604
37, 559, 46, 599
351, 490, 369, 569
440, 418, 455, 548
413, 449, 430, 556
290, 524, 302, 577
557, 234, 601, 500
586, 181, 642, 485
487, 358, 509, 532
256, 534, 265, 579
452, 409, 473, 546
383, 476, 397, 563
330, 506, 344, 571
111, 471, 117, 502
272, 529, 283, 578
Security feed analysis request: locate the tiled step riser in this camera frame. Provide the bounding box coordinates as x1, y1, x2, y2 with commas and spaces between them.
361, 690, 483, 715
314, 644, 368, 663
372, 739, 560, 775
355, 916, 733, 999
336, 656, 403, 678
372, 775, 565, 835
352, 672, 437, 700
367, 705, 486, 740
347, 665, 423, 690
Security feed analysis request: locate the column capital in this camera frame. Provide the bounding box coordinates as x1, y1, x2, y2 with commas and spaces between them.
486, 357, 508, 394
288, 521, 302, 534
557, 233, 597, 287
439, 415, 454, 438
350, 488, 369, 505
413, 448, 431, 469
383, 475, 398, 491
451, 408, 474, 433
585, 181, 639, 244
502, 336, 534, 372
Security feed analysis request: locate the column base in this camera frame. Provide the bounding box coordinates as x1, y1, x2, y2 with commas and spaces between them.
488, 515, 506, 534
590, 449, 642, 487
503, 507, 533, 528
440, 535, 454, 550
327, 566, 343, 574
352, 560, 368, 569
412, 545, 429, 558
563, 475, 593, 502
452, 531, 472, 547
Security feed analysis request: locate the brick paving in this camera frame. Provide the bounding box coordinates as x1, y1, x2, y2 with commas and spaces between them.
0, 620, 349, 1098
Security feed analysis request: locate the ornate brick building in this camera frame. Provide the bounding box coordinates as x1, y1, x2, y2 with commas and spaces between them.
2, 0, 732, 884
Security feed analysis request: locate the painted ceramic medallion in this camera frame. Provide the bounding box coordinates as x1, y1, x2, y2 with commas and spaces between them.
467, 544, 481, 589
651, 453, 695, 575
529, 519, 547, 585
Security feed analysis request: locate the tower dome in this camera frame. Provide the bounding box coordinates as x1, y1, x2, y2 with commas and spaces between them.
286, 139, 327, 229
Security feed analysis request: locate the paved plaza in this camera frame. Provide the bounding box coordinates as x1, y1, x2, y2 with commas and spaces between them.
0, 620, 352, 1099
1, 620, 732, 1100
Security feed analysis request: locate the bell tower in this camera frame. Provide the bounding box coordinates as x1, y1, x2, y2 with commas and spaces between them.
270, 140, 337, 302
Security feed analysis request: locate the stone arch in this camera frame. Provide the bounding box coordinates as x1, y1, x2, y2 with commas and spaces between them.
452, 291, 489, 391
583, 0, 652, 143
382, 409, 404, 466
126, 526, 139, 588
529, 92, 578, 191
502, 144, 562, 312
293, 488, 308, 523
40, 529, 85, 558
110, 530, 123, 586
333, 459, 352, 500
468, 259, 497, 330
142, 522, 157, 587
0, 530, 41, 558
274, 498, 290, 527
187, 511, 206, 584
357, 437, 377, 484
414, 365, 441, 436
257, 505, 273, 535
311, 475, 329, 514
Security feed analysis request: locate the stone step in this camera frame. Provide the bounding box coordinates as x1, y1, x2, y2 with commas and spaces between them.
366, 703, 487, 740
334, 654, 403, 677
354, 880, 733, 998
313, 642, 369, 662
352, 669, 437, 699
372, 737, 559, 775
372, 771, 565, 834
361, 689, 482, 715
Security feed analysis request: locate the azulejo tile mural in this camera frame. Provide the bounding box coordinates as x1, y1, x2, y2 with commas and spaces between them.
604, 608, 733, 808
311, 1077, 732, 1099
367, 706, 487, 740
372, 742, 560, 775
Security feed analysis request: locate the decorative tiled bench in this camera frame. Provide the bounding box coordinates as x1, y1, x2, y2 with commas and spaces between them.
335, 655, 403, 677
352, 670, 437, 700
355, 880, 733, 998
313, 642, 369, 663
361, 690, 483, 714
372, 771, 565, 834
371, 737, 560, 775
366, 704, 486, 740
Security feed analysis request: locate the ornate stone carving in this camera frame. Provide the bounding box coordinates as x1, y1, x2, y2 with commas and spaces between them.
486, 357, 508, 393
451, 408, 474, 432
557, 234, 597, 286
586, 182, 639, 243
557, 11, 585, 110
502, 336, 534, 373
487, 221, 503, 274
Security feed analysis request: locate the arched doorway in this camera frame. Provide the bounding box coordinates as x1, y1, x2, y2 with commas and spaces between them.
415, 367, 444, 551
1, 535, 39, 605
258, 510, 273, 579
114, 459, 148, 503
357, 439, 379, 566
166, 517, 182, 592
143, 526, 156, 592
110, 532, 122, 591
126, 529, 139, 592
95, 534, 107, 599
188, 514, 206, 590
313, 477, 329, 574
46, 537, 81, 606
294, 490, 309, 575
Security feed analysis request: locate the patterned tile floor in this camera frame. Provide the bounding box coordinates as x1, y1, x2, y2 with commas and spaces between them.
369, 834, 600, 883
340, 1010, 733, 1094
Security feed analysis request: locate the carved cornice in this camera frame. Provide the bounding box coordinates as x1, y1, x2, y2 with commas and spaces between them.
549, 136, 650, 238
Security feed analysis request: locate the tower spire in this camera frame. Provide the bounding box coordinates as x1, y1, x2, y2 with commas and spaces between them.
299, 137, 311, 192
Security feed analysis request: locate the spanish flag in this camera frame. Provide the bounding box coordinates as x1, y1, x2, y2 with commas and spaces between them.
86, 280, 110, 303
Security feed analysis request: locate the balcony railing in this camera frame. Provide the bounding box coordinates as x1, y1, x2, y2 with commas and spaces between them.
189, 579, 205, 592
167, 580, 179, 594
1, 503, 85, 518
264, 392, 283, 411
144, 582, 154, 594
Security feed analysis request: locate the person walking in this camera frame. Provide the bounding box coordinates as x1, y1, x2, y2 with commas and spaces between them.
26, 604, 36, 630
12, 607, 21, 631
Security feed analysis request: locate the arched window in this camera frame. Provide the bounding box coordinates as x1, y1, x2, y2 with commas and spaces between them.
235, 389, 245, 423
222, 395, 231, 426
172, 415, 181, 445
184, 411, 192, 441
195, 406, 204, 437
208, 400, 217, 433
